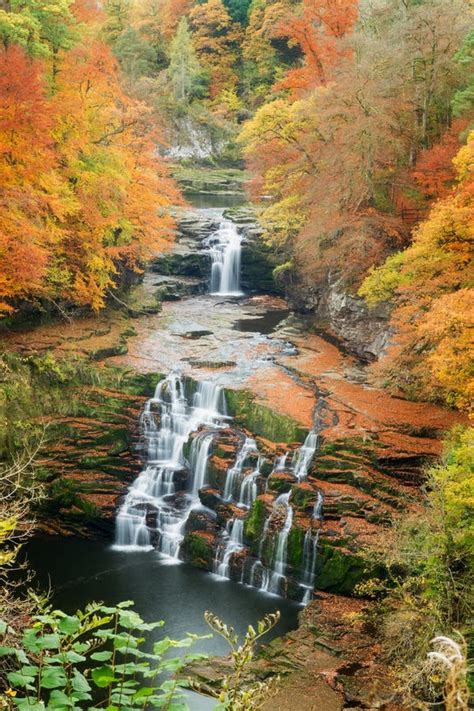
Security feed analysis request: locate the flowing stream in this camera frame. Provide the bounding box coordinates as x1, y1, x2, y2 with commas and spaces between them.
27, 194, 322, 709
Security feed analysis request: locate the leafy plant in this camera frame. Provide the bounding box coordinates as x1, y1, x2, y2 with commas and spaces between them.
192, 611, 281, 710
0, 600, 206, 710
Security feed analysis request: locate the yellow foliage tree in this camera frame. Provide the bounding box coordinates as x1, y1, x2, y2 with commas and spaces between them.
360, 133, 474, 411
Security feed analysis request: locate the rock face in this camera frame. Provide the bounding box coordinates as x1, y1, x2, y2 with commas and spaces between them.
288, 273, 391, 361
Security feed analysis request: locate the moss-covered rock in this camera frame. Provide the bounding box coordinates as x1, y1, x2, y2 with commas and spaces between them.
314, 542, 368, 593
182, 531, 216, 570
225, 389, 308, 444
243, 498, 268, 550
266, 471, 294, 494
149, 253, 209, 278
287, 526, 305, 571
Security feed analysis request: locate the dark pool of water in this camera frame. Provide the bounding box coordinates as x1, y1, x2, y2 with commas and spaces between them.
233, 309, 290, 334
26, 537, 300, 707
186, 192, 247, 210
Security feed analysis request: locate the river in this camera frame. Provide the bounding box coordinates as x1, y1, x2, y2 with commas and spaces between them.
26, 191, 303, 709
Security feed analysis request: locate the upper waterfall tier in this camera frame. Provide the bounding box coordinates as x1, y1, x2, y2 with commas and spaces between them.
205, 219, 243, 296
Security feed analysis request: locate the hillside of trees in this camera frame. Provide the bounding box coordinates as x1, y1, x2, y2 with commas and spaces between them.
0, 0, 472, 409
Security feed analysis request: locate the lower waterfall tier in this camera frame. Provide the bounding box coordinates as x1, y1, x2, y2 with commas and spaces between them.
112, 372, 401, 604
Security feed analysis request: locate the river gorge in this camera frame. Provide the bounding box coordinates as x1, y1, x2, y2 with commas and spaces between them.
4, 185, 465, 710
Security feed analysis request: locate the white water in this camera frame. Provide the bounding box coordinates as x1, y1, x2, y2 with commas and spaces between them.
313, 490, 324, 519
223, 437, 257, 501
214, 518, 245, 579
205, 219, 243, 296
292, 431, 319, 481
237, 456, 262, 508
263, 493, 293, 595
114, 374, 226, 558
300, 529, 320, 605
114, 372, 323, 603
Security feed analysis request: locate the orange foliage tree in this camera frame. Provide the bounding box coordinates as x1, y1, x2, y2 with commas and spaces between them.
188, 0, 242, 99
0, 46, 56, 312
360, 133, 474, 411
273, 0, 358, 94
0, 1, 179, 316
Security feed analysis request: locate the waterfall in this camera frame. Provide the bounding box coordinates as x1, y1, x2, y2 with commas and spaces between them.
292, 431, 318, 481
114, 374, 226, 557
300, 529, 320, 605
214, 518, 244, 579
190, 433, 213, 495
205, 220, 243, 296
237, 456, 262, 508
223, 437, 257, 501
264, 492, 293, 595
313, 490, 324, 519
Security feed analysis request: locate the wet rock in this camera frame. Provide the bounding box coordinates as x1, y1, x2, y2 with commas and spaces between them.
266, 471, 295, 494
178, 329, 213, 339
184, 508, 217, 534
199, 486, 223, 510
291, 482, 319, 511
181, 530, 216, 570
149, 252, 210, 279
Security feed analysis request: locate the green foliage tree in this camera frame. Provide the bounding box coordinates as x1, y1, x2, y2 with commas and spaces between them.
0, 0, 77, 58
113, 26, 157, 79
452, 29, 474, 117
167, 18, 209, 104
223, 0, 251, 25
102, 0, 130, 44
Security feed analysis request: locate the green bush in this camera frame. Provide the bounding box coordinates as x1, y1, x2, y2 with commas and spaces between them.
0, 600, 204, 710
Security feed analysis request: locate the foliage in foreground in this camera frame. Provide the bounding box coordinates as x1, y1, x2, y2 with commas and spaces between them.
0, 601, 203, 710
356, 426, 473, 707
194, 611, 280, 710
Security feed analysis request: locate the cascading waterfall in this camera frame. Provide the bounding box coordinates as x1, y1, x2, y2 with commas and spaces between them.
214, 518, 244, 579
114, 374, 226, 557
300, 529, 320, 605
115, 371, 323, 603
313, 490, 324, 519
237, 456, 262, 508
263, 492, 293, 595
292, 431, 319, 481
223, 437, 257, 501
205, 220, 243, 296
190, 433, 213, 495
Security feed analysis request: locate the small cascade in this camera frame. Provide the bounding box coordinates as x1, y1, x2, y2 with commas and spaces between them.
223, 437, 257, 501
237, 456, 262, 508
274, 452, 288, 471
205, 220, 243, 296
264, 492, 294, 595
300, 529, 320, 605
313, 490, 324, 519
214, 518, 244, 579
190, 433, 213, 495
114, 374, 226, 557
292, 431, 319, 481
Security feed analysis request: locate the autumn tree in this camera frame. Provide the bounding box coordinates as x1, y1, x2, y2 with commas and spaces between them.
0, 0, 179, 316
273, 0, 358, 94
188, 0, 242, 99
359, 133, 474, 411
0, 46, 56, 312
